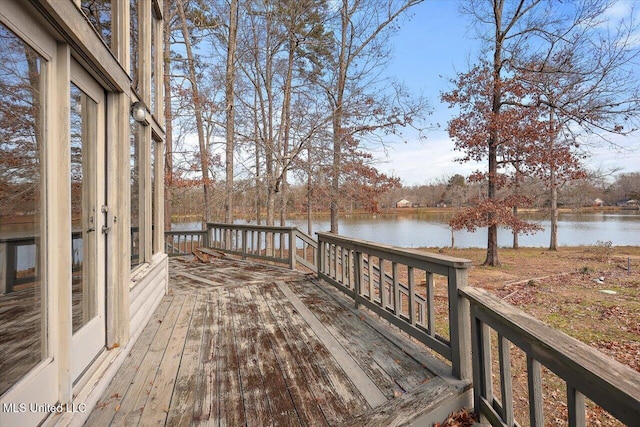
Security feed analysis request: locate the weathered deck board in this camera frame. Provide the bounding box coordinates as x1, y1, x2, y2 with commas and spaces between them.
288, 278, 433, 394
217, 289, 246, 427
190, 292, 219, 425
232, 286, 290, 427
112, 293, 187, 426
139, 293, 197, 425
84, 297, 173, 426
85, 258, 456, 426
260, 280, 372, 423
165, 294, 207, 427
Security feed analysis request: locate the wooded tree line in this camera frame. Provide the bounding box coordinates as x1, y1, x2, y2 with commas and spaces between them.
385, 172, 640, 210
163, 0, 427, 233
163, 0, 640, 265
170, 170, 640, 217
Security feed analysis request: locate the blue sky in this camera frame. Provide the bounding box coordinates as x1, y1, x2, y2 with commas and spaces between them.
374, 0, 640, 186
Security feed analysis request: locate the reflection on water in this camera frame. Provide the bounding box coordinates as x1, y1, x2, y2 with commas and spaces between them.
175, 211, 640, 248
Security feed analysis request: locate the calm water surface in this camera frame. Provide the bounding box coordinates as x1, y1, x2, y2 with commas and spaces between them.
176, 211, 640, 248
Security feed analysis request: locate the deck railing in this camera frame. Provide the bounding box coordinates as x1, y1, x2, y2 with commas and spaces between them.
461, 287, 640, 427
316, 231, 472, 381
161, 223, 640, 426
205, 223, 318, 271
164, 230, 208, 256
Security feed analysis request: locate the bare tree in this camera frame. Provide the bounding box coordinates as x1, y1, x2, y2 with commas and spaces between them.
321, 0, 426, 233
176, 0, 213, 222
224, 0, 239, 224
450, 0, 640, 263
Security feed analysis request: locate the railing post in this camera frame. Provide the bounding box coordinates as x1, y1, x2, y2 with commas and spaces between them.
0, 241, 7, 294
353, 250, 362, 309
449, 265, 471, 381
288, 229, 295, 270
241, 228, 247, 260
316, 234, 323, 275
6, 241, 16, 293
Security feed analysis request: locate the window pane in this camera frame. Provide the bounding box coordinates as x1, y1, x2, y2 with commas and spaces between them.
130, 0, 139, 94
0, 23, 47, 396
150, 16, 155, 114
70, 83, 99, 333
81, 0, 112, 48
151, 140, 156, 253
130, 120, 141, 267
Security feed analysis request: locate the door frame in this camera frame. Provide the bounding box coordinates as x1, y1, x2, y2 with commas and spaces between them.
69, 59, 107, 383
0, 3, 58, 426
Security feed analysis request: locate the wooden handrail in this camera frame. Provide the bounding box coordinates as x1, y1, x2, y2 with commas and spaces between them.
316, 231, 472, 381
461, 287, 640, 426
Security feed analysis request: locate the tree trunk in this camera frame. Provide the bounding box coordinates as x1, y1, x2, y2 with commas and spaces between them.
484, 1, 503, 267
224, 0, 238, 224
549, 165, 559, 250
329, 4, 349, 234
279, 36, 295, 226
512, 206, 519, 249
176, 0, 210, 222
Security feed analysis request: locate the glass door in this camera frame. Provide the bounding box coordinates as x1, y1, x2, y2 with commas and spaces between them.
69, 61, 106, 382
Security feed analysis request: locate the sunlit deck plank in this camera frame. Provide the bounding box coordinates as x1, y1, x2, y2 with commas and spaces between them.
111, 293, 187, 426
139, 293, 198, 425
189, 291, 219, 425
84, 297, 173, 426
232, 286, 294, 426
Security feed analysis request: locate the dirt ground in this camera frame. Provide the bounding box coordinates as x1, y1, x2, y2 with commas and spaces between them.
426, 245, 640, 426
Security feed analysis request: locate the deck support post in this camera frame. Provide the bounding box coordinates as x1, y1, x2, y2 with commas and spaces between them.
449, 265, 471, 381
288, 229, 295, 270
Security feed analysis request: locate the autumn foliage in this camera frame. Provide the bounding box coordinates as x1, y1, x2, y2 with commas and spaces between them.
442, 63, 547, 247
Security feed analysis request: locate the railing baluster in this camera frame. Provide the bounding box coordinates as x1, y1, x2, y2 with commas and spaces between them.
392, 262, 400, 315
379, 258, 388, 309
408, 266, 415, 325
527, 355, 544, 427
368, 255, 374, 300
354, 250, 362, 308
426, 272, 435, 336
498, 334, 514, 426
567, 385, 586, 427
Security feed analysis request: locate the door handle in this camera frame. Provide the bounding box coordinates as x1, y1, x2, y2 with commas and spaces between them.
101, 205, 112, 234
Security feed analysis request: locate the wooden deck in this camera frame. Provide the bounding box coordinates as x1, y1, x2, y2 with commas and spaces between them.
85, 257, 470, 426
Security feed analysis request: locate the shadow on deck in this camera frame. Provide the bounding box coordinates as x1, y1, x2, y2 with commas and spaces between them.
85, 257, 471, 426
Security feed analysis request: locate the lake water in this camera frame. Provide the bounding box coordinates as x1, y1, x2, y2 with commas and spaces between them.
174, 211, 640, 248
